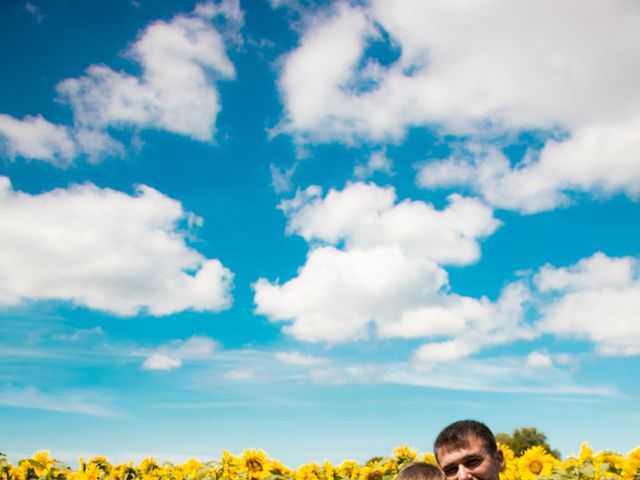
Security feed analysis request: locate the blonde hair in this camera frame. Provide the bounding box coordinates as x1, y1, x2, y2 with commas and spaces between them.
396, 463, 446, 480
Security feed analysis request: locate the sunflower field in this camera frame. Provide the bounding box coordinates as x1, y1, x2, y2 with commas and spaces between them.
1, 443, 638, 480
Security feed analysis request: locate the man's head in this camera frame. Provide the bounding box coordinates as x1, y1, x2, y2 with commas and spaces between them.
434, 420, 504, 480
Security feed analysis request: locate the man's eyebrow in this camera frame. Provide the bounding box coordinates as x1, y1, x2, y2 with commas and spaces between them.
442, 454, 484, 469
461, 454, 484, 462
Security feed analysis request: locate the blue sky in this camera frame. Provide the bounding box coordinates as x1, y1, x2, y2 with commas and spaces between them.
1, 0, 640, 468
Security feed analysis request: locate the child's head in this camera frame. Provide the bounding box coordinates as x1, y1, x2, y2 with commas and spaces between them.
396, 462, 446, 480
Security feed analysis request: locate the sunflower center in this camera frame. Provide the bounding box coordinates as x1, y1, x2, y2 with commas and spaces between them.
246, 459, 263, 472
529, 461, 543, 474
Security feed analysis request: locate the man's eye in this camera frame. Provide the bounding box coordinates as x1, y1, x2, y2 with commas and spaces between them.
443, 467, 458, 477
465, 458, 483, 468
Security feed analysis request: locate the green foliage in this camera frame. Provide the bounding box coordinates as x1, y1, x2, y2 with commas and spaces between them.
496, 427, 561, 458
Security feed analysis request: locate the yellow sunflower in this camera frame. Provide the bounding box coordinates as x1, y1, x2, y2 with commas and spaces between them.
595, 451, 625, 480
517, 446, 555, 480
322, 460, 337, 480
172, 459, 201, 480
622, 446, 640, 480
110, 463, 137, 480
421, 453, 437, 465
296, 462, 322, 480
559, 455, 581, 471
270, 459, 294, 479
240, 449, 272, 480
358, 465, 383, 480
0, 459, 15, 480
497, 443, 517, 480
394, 445, 418, 463
78, 462, 102, 480
138, 457, 160, 476
220, 450, 239, 480
580, 443, 594, 463
338, 460, 361, 480
16, 460, 37, 480
32, 451, 53, 470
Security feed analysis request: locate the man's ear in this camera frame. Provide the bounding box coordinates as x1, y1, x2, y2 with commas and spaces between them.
495, 448, 505, 472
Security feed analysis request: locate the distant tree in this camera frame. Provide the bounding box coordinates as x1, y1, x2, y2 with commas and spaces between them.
496, 427, 561, 459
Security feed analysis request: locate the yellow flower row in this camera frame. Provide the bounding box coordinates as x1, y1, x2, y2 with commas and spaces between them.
1, 444, 638, 480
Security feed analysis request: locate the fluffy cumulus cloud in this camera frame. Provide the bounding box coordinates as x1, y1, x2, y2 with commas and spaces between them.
57, 3, 237, 142
0, 115, 76, 166
416, 122, 640, 213
143, 336, 218, 370
278, 182, 499, 265
535, 253, 640, 356
254, 182, 534, 355
277, 0, 640, 212
256, 244, 450, 341
0, 177, 233, 315
143, 354, 183, 370
410, 282, 532, 365
0, 1, 240, 165
255, 182, 640, 361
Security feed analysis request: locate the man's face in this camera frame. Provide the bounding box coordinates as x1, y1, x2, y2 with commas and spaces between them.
436, 435, 505, 480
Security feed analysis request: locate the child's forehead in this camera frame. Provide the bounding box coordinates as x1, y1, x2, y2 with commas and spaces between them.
397, 462, 446, 480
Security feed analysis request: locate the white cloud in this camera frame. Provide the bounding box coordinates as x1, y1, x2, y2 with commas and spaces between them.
413, 339, 473, 364
194, 0, 244, 44
57, 9, 235, 142
353, 151, 393, 179
256, 245, 448, 341
276, 3, 380, 143
277, 0, 640, 211
417, 155, 476, 190
416, 118, 640, 213
1, 2, 240, 165
143, 353, 183, 370
254, 182, 531, 353
274, 351, 327, 366
0, 384, 116, 416
169, 335, 218, 358
535, 253, 640, 356
410, 281, 534, 366
74, 128, 126, 163
279, 0, 640, 138
279, 182, 499, 265
270, 163, 296, 194
0, 177, 233, 315
0, 115, 76, 165
526, 351, 553, 368
143, 335, 218, 369
535, 252, 635, 292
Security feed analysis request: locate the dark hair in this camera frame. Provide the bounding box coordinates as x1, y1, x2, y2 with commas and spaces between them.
433, 420, 497, 461
397, 462, 446, 480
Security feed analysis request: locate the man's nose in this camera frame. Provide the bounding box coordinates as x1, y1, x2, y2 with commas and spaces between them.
458, 465, 473, 480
